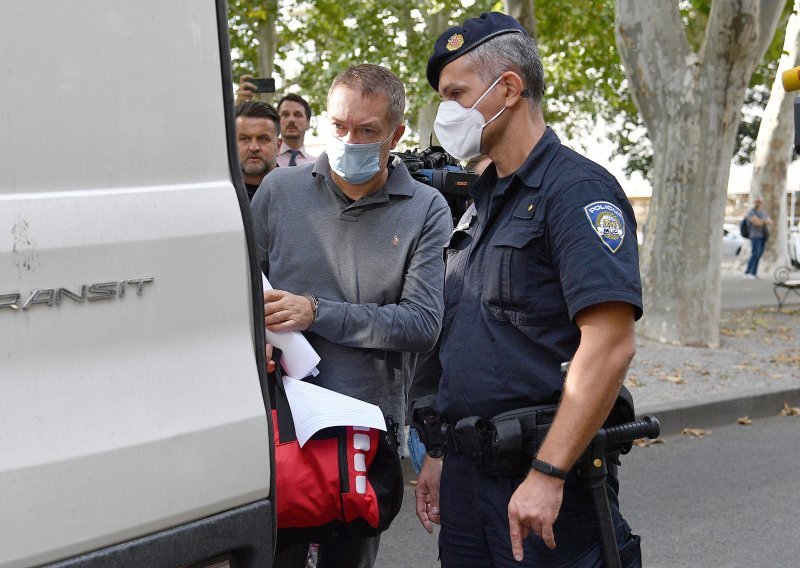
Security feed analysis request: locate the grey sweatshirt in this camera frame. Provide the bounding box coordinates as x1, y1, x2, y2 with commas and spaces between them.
251, 153, 452, 426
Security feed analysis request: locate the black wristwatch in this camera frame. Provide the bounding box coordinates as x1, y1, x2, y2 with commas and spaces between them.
530, 458, 569, 480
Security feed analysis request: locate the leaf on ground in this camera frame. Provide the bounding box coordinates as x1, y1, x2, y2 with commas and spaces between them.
732, 363, 760, 372
778, 402, 800, 417
680, 428, 711, 438
770, 350, 800, 366
720, 327, 752, 337
625, 376, 642, 388
659, 373, 687, 385
736, 416, 753, 425
773, 326, 793, 342
633, 437, 665, 447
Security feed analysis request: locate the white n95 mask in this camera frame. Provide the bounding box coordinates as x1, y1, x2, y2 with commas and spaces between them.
326, 131, 394, 185
433, 76, 506, 161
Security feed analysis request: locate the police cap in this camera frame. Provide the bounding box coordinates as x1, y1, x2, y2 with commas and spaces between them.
426, 12, 527, 92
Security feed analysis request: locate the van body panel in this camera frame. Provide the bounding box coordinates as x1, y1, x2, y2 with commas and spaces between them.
1, 1, 273, 566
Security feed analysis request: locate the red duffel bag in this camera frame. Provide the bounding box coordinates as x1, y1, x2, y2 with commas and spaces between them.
270, 361, 404, 542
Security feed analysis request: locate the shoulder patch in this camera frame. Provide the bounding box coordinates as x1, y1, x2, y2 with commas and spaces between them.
584, 201, 625, 253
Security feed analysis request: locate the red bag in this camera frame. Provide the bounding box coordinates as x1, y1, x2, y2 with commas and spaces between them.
271, 363, 403, 541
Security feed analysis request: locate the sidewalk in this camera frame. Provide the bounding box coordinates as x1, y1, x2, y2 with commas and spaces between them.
632, 267, 800, 435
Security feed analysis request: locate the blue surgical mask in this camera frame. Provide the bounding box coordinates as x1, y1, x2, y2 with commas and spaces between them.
326, 130, 394, 185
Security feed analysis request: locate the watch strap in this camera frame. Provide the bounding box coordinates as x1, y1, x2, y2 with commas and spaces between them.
530, 458, 568, 480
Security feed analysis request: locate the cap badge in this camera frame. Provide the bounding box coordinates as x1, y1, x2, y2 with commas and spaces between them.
584, 201, 625, 253
392, 234, 400, 246
446, 33, 465, 51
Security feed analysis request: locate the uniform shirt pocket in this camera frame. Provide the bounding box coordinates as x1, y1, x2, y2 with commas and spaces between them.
482, 221, 549, 324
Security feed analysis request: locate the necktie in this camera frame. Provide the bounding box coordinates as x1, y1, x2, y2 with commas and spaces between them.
288, 149, 300, 167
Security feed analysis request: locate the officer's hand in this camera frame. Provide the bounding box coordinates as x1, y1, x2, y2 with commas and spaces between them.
507, 470, 564, 561
264, 289, 314, 332
415, 455, 443, 533
235, 74, 256, 106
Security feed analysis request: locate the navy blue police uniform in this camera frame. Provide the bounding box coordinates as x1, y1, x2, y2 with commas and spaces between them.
428, 13, 644, 567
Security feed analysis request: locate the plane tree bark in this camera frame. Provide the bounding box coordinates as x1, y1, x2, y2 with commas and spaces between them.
750, 0, 800, 272
616, 0, 784, 347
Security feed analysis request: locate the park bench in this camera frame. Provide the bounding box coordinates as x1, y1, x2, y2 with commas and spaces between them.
773, 266, 800, 311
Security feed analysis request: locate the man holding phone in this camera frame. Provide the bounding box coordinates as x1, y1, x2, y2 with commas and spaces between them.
235, 74, 275, 105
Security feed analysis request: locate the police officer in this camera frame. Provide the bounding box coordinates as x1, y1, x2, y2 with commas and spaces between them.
415, 13, 643, 567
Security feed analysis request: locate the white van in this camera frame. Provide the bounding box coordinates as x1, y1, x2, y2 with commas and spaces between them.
0, 1, 275, 566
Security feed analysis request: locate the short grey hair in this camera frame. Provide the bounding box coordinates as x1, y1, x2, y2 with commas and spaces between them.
328, 64, 406, 126
461, 33, 544, 109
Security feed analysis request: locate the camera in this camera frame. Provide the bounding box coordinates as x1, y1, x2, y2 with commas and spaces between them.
392, 146, 478, 225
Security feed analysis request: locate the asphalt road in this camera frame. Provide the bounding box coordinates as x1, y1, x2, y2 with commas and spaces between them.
376, 415, 800, 567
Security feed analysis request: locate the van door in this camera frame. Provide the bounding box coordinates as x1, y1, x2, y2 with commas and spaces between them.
0, 1, 274, 566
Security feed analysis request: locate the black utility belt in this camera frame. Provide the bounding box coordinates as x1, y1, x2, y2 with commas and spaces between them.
443, 404, 558, 477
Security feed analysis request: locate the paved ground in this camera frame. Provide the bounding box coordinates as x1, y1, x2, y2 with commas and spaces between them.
631, 267, 800, 434
377, 266, 800, 567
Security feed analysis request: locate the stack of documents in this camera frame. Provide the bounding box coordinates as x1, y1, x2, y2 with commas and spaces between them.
262, 274, 386, 446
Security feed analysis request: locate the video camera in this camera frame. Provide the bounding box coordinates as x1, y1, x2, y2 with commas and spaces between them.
392, 146, 478, 225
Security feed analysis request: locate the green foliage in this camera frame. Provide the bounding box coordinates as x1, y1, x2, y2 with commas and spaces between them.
229, 0, 501, 133
733, 1, 795, 164
228, 0, 794, 175
534, 0, 645, 176
228, 0, 278, 78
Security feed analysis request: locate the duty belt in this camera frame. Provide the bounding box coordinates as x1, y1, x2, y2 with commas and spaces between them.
440, 404, 558, 477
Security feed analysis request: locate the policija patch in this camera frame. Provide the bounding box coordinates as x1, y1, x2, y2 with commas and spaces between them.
584, 201, 625, 253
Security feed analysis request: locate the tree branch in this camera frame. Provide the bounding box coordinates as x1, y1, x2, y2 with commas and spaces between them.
615, 0, 690, 132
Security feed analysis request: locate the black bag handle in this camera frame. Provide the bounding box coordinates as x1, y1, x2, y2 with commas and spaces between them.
268, 348, 298, 444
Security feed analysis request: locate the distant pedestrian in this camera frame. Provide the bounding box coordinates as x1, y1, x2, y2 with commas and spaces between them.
744, 197, 773, 279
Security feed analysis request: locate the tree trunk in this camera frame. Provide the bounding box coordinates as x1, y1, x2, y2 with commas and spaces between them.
615, 0, 784, 347
750, 0, 800, 273
417, 101, 438, 149
503, 0, 537, 39
417, 12, 453, 142
255, 3, 277, 104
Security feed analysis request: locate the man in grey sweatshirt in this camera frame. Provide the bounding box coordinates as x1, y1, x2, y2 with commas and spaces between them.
251, 64, 452, 568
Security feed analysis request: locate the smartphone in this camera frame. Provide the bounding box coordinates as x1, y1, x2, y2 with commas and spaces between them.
248, 77, 275, 93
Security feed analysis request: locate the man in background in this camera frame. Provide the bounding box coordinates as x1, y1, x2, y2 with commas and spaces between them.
235, 101, 280, 201
276, 93, 317, 166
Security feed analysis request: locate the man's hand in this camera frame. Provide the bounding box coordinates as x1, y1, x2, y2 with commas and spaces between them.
264, 289, 314, 332
265, 342, 276, 374
507, 470, 565, 561
415, 455, 443, 533
235, 74, 256, 106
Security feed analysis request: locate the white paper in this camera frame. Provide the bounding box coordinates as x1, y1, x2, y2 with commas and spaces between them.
261, 274, 320, 378
282, 375, 386, 447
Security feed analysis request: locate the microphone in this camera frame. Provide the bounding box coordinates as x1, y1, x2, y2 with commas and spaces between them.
782, 65, 800, 91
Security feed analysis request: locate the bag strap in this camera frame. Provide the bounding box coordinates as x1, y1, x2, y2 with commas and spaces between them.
269, 349, 298, 444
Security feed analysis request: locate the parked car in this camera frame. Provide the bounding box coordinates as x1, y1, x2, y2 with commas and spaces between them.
723, 223, 745, 258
